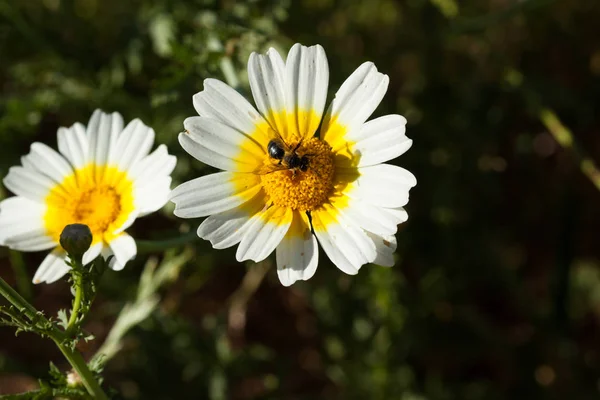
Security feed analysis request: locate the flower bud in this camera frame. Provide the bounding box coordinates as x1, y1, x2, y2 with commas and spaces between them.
59, 224, 93, 262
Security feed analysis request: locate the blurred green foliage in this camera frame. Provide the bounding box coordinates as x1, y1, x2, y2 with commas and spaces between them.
1, 0, 600, 399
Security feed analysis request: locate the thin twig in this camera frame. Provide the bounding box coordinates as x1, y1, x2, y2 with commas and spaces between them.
540, 108, 600, 192
92, 248, 193, 364
8, 250, 32, 302
227, 261, 271, 339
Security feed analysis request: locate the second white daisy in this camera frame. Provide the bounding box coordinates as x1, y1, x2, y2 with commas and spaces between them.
0, 110, 176, 284
171, 43, 416, 286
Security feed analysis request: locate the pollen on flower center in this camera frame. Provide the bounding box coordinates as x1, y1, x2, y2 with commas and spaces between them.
73, 186, 122, 232
44, 165, 136, 244
260, 137, 335, 211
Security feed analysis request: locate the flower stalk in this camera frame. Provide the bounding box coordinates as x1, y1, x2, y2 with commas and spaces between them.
0, 274, 39, 322
52, 339, 109, 400
0, 275, 108, 399
65, 273, 83, 336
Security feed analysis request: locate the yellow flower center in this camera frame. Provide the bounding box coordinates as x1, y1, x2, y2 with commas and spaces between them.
72, 186, 121, 232
44, 165, 135, 245
260, 137, 335, 211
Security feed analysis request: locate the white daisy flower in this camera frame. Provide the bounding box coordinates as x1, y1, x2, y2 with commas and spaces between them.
0, 110, 176, 284
171, 44, 416, 286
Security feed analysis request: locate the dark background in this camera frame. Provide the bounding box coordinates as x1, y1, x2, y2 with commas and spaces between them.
1, 0, 600, 398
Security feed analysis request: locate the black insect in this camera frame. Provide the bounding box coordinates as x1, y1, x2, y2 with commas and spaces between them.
267, 138, 310, 173
267, 139, 286, 160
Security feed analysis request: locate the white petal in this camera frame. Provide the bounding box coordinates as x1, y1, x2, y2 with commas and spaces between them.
21, 143, 74, 184
181, 117, 265, 172
367, 232, 397, 267
0, 198, 42, 234
383, 207, 409, 224
339, 198, 407, 235
7, 234, 54, 251
248, 48, 287, 135
334, 114, 413, 167
108, 234, 136, 270
33, 249, 70, 284
87, 110, 122, 168
170, 172, 262, 218
111, 119, 155, 170
0, 196, 45, 229
0, 197, 54, 251
311, 203, 377, 275
198, 212, 250, 249
134, 177, 172, 216
192, 78, 266, 137
321, 62, 389, 143
20, 155, 36, 172
340, 164, 416, 208
236, 206, 293, 263
276, 211, 318, 286
129, 144, 176, 182
101, 245, 121, 270
82, 242, 103, 265
101, 244, 112, 260
110, 112, 124, 138
197, 191, 266, 249
3, 166, 57, 202
285, 44, 329, 140
178, 133, 233, 173
57, 123, 88, 170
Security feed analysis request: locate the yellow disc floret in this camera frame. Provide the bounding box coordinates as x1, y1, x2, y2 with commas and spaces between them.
44, 165, 135, 245
260, 138, 335, 211
72, 186, 121, 231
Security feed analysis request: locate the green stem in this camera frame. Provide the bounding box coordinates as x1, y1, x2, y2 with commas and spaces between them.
65, 275, 83, 336
0, 276, 108, 399
52, 339, 108, 400
136, 230, 200, 254
0, 275, 39, 321
8, 250, 33, 302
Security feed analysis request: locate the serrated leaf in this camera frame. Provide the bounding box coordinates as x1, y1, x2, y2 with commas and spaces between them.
56, 309, 68, 328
